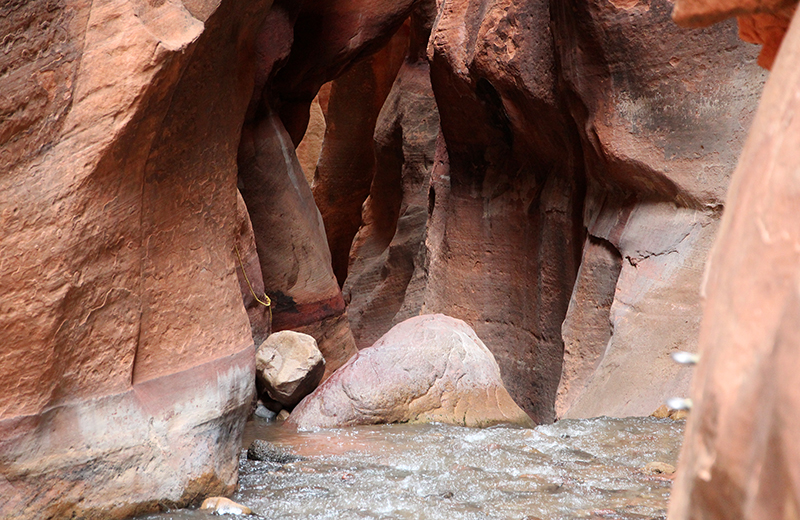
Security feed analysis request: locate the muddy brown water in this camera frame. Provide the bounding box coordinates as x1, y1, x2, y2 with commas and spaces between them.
137, 416, 684, 520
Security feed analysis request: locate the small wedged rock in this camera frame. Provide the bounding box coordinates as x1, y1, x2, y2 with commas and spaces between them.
287, 314, 534, 429
247, 439, 304, 464
256, 331, 325, 408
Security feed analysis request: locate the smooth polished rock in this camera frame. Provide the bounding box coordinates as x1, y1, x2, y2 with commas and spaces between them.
288, 315, 534, 429
0, 0, 269, 516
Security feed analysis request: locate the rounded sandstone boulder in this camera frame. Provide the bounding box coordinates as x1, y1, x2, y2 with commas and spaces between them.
255, 331, 325, 408
287, 314, 534, 428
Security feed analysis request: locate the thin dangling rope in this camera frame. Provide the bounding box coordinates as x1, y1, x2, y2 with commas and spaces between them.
234, 244, 273, 325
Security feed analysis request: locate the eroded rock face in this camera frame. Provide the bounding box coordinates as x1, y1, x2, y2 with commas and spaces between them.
255, 331, 325, 408
295, 85, 329, 185
237, 0, 427, 379
420, 0, 586, 425
287, 314, 534, 429
235, 191, 272, 348
329, 0, 766, 422
669, 9, 800, 519
343, 3, 441, 350
0, 0, 774, 514
311, 24, 410, 286
0, 0, 269, 516
237, 103, 357, 378
550, 0, 764, 419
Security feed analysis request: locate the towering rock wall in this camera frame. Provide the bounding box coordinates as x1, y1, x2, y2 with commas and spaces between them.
237, 0, 421, 380
0, 0, 271, 517
342, 2, 441, 352
0, 0, 783, 515
1, 0, 430, 516
667, 0, 800, 518
552, 0, 764, 418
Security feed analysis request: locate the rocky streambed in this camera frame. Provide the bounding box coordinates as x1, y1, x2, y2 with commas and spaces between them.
137, 416, 684, 520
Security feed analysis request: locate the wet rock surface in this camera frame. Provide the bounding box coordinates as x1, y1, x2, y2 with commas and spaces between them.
287, 315, 533, 429
247, 439, 305, 464
200, 497, 252, 515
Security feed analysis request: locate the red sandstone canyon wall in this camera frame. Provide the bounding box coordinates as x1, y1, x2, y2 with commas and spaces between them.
667, 0, 800, 518
0, 0, 271, 517
322, 0, 765, 422
0, 0, 786, 515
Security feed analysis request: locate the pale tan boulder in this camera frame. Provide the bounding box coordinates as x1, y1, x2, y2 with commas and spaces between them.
256, 331, 325, 408
288, 315, 534, 429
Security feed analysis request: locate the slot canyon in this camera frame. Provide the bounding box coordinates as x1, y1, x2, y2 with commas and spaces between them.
1, 0, 799, 517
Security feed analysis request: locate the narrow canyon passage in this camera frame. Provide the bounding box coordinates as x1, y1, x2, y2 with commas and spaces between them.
247, 0, 764, 424
2, 0, 797, 517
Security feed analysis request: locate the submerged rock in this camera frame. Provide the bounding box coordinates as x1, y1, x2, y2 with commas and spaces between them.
256, 331, 325, 408
253, 401, 277, 422
650, 404, 690, 421
642, 462, 676, 475
288, 314, 534, 429
247, 439, 305, 464
200, 497, 252, 515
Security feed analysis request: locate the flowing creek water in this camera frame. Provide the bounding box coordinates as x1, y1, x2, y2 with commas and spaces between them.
138, 416, 684, 520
